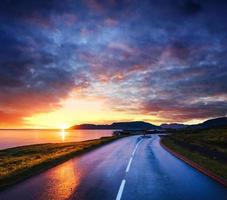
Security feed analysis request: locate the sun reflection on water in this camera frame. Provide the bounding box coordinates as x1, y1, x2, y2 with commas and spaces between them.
60, 129, 67, 142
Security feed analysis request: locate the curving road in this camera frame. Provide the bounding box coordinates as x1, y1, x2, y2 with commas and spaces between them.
0, 135, 226, 200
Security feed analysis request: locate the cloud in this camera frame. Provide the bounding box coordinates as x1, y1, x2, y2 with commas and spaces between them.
0, 111, 24, 127
180, 1, 202, 16
142, 98, 227, 122
0, 0, 227, 126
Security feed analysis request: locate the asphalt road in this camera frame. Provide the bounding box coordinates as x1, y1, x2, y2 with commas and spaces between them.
0, 135, 226, 200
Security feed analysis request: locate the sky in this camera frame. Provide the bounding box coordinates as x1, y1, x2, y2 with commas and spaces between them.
0, 0, 227, 128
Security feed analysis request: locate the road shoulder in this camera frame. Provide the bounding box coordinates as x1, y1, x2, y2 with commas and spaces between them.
160, 138, 227, 187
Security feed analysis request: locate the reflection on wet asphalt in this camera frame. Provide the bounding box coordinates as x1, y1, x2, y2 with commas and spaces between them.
0, 135, 226, 200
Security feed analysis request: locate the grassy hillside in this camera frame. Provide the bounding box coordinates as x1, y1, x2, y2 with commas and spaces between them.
162, 127, 227, 179
0, 136, 122, 190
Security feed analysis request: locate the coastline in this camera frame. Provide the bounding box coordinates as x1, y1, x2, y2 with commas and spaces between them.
0, 136, 125, 190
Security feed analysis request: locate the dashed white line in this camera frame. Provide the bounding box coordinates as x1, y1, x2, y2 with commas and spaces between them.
131, 139, 142, 159
132, 148, 136, 156
116, 179, 126, 200
127, 140, 143, 173
115, 138, 143, 200
126, 157, 133, 173
133, 145, 138, 154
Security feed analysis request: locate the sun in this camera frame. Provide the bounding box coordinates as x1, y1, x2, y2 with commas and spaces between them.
59, 123, 69, 130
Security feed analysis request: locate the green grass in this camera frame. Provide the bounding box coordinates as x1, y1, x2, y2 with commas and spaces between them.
0, 136, 123, 190
168, 128, 227, 153
162, 127, 227, 179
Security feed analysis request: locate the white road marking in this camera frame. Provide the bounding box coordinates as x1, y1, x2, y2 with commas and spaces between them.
127, 140, 143, 171
132, 139, 142, 156
116, 179, 126, 200
126, 157, 133, 172
133, 144, 138, 153
115, 138, 144, 200
132, 148, 136, 156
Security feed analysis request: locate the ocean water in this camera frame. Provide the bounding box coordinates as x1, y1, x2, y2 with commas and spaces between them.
0, 129, 113, 150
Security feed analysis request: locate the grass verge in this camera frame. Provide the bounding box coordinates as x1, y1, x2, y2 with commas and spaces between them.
162, 128, 227, 181
0, 135, 124, 190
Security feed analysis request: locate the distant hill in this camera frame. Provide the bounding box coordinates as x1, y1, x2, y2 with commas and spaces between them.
197, 117, 227, 128
161, 123, 188, 129
161, 117, 227, 130
70, 121, 159, 130
181, 117, 227, 130
70, 117, 227, 130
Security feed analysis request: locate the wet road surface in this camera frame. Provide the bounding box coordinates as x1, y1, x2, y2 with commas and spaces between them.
0, 135, 226, 200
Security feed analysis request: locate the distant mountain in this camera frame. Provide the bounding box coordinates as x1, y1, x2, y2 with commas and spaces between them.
161, 117, 227, 130
70, 121, 159, 130
183, 117, 227, 130
70, 117, 227, 130
197, 117, 227, 128
160, 123, 188, 129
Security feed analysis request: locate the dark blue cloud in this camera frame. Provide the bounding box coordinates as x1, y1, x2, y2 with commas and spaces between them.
0, 0, 227, 125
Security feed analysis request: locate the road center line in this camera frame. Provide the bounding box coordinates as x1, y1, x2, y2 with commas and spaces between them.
133, 145, 138, 153
115, 138, 143, 200
116, 179, 126, 200
127, 140, 142, 172
132, 139, 142, 156
126, 157, 133, 172
132, 148, 136, 156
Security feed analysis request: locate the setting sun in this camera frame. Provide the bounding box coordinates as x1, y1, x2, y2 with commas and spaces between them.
59, 124, 69, 130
